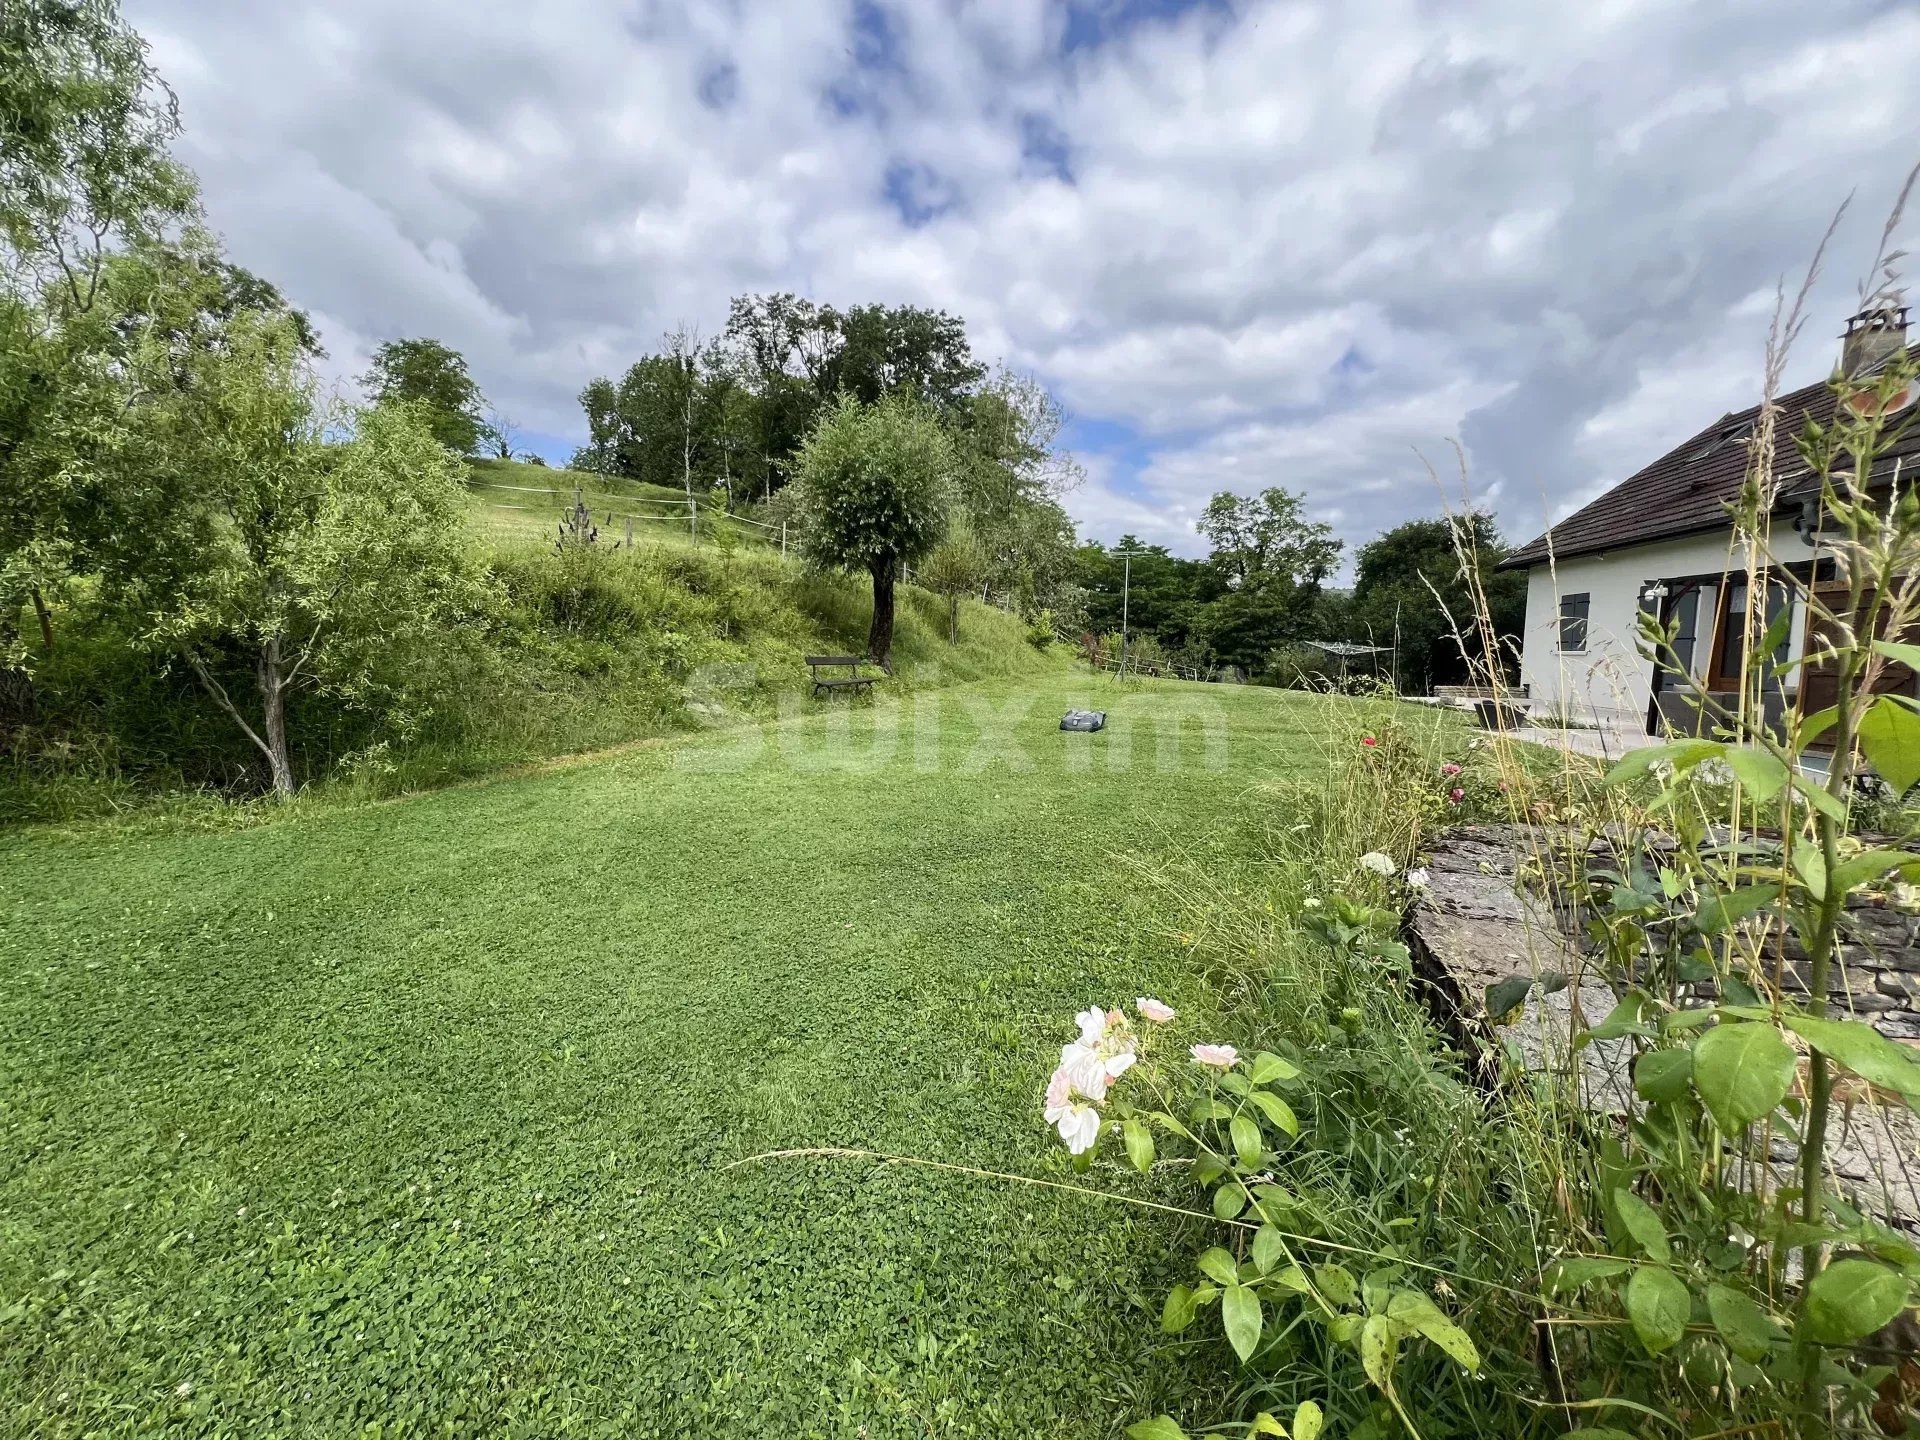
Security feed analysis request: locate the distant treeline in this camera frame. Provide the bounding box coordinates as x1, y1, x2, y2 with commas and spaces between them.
1069, 509, 1526, 693
571, 295, 1084, 619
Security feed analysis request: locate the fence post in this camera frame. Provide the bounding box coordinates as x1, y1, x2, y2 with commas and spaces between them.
625, 516, 634, 548
780, 522, 786, 559
689, 499, 697, 540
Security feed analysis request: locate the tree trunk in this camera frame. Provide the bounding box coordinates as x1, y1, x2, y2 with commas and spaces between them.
183, 643, 294, 798
948, 592, 960, 645
868, 560, 897, 671
258, 637, 295, 797
30, 589, 54, 655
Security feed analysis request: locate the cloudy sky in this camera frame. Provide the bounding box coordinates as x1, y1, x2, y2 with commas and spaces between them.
129, 0, 1920, 565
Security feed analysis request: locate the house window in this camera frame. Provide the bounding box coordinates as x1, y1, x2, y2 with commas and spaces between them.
1558, 593, 1590, 652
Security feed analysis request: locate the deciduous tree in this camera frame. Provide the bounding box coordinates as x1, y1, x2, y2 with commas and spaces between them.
790, 393, 957, 668
1350, 513, 1524, 692
109, 315, 487, 795
361, 337, 488, 455
1, 0, 196, 710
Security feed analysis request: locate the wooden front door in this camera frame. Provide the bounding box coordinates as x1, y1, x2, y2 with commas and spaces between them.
1799, 584, 1920, 743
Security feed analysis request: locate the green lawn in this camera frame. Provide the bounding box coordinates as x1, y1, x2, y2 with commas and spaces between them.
0, 674, 1334, 1438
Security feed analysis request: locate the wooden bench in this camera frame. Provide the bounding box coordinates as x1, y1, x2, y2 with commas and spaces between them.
806, 655, 878, 698
1432, 684, 1528, 705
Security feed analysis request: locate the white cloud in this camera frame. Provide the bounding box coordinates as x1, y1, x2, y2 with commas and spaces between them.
126, 0, 1920, 560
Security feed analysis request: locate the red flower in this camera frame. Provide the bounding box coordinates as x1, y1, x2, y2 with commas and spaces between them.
1361, 736, 1378, 747
1449, 787, 1465, 804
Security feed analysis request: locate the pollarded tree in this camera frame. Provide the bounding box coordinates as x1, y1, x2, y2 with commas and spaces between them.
109, 313, 488, 795
361, 337, 488, 455
790, 392, 957, 669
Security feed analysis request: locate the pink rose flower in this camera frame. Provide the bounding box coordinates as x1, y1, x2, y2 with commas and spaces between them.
1136, 996, 1176, 1023
1190, 1043, 1239, 1069
1441, 763, 1461, 777
1449, 787, 1465, 804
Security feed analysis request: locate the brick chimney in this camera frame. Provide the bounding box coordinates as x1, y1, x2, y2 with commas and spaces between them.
1842, 301, 1909, 376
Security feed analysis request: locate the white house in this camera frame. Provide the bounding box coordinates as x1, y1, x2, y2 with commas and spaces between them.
1502, 304, 1919, 737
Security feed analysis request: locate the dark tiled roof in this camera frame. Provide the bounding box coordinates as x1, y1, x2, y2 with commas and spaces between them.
1501, 348, 1920, 569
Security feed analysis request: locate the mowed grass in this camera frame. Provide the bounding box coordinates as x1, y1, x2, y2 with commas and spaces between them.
0, 674, 1335, 1438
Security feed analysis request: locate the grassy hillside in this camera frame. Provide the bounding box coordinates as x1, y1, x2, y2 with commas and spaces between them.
464, 458, 776, 551
3, 505, 1060, 822
0, 674, 1326, 1437
396, 537, 1060, 798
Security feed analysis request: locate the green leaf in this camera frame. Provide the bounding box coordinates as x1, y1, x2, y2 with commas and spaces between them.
1315, 1264, 1359, 1307
1624, 1265, 1690, 1354
1485, 974, 1532, 1020
1213, 1183, 1247, 1221
1583, 989, 1655, 1043
1247, 1088, 1298, 1136
1633, 1049, 1694, 1105
1874, 638, 1920, 672
1545, 1256, 1631, 1294
1249, 1415, 1287, 1438
1248, 1051, 1300, 1084
1800, 705, 1839, 746
1292, 1401, 1323, 1440
1126, 1418, 1190, 1440
1783, 1013, 1920, 1101
1161, 1284, 1198, 1334
1604, 739, 1720, 786
1222, 1283, 1263, 1362
1795, 774, 1849, 822
1271, 1263, 1310, 1293
1198, 1247, 1239, 1287
1252, 1224, 1286, 1275
1613, 1189, 1671, 1263
1358, 1312, 1394, 1387
1800, 1259, 1912, 1344
1387, 1290, 1480, 1371
1219, 1070, 1252, 1096
1792, 840, 1828, 900
1692, 1022, 1795, 1134
1694, 883, 1779, 933
1123, 1117, 1155, 1174
1662, 1006, 1718, 1033
1860, 693, 1920, 794
1230, 1113, 1264, 1168
1706, 1283, 1781, 1362
1830, 847, 1920, 896
1725, 746, 1788, 803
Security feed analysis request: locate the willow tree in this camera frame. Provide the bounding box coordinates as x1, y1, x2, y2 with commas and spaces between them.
790, 392, 956, 669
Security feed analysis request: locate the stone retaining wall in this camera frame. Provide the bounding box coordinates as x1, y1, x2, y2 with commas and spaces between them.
1407, 824, 1920, 1227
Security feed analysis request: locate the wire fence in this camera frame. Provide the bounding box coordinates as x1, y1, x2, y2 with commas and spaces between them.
1084, 653, 1224, 684
473, 483, 1064, 629
471, 484, 795, 556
